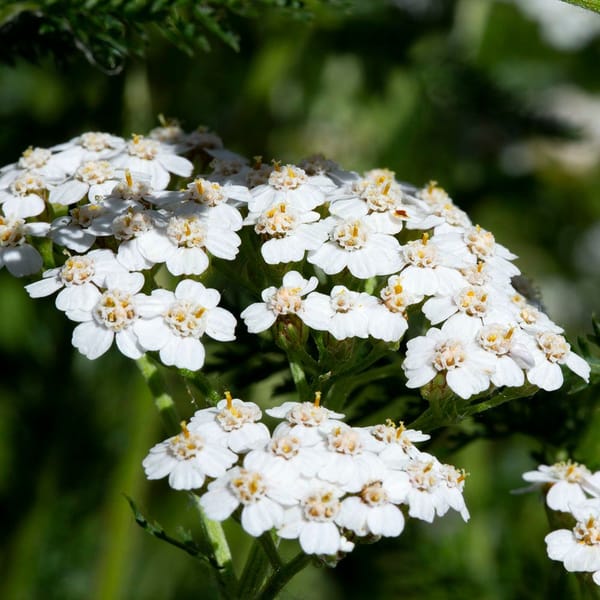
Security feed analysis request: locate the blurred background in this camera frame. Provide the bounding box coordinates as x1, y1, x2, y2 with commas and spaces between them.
0, 0, 599, 598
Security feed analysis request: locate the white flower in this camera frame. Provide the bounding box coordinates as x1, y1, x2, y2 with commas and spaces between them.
48, 203, 108, 253
402, 453, 452, 523
134, 280, 236, 371
410, 181, 471, 230
247, 201, 329, 264
368, 420, 430, 464
522, 461, 600, 511
241, 271, 318, 333
69, 271, 145, 359
153, 177, 248, 229
0, 146, 65, 187
368, 275, 423, 342
111, 134, 193, 190
267, 395, 345, 446
200, 466, 297, 536
50, 131, 126, 172
25, 249, 127, 314
244, 432, 327, 477
248, 163, 329, 214
422, 284, 514, 327
328, 172, 411, 235
143, 421, 237, 490
0, 171, 48, 218
545, 499, 600, 582
307, 215, 402, 279
398, 232, 474, 296
512, 299, 563, 334
136, 207, 241, 276
99, 169, 156, 211
526, 331, 590, 391
111, 207, 159, 271
477, 323, 534, 387
188, 393, 269, 453
185, 177, 249, 211
278, 480, 348, 555
460, 224, 520, 279
403, 316, 496, 399
318, 424, 387, 492
301, 286, 379, 340
0, 213, 49, 277
437, 463, 470, 522
49, 160, 119, 206
337, 474, 409, 537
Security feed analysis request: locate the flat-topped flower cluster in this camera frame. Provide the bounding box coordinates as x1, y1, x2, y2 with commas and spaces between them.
0, 122, 589, 398
522, 460, 600, 586
144, 392, 469, 557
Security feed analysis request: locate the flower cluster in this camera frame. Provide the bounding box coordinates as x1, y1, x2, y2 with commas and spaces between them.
522, 460, 600, 585
144, 392, 469, 557
0, 122, 588, 393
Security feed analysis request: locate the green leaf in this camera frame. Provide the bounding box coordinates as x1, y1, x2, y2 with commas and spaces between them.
125, 495, 215, 566
560, 0, 600, 15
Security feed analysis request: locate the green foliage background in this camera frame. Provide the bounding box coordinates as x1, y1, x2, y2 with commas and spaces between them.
1, 1, 599, 598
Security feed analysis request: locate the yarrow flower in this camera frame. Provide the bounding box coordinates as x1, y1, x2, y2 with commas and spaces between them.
241, 271, 318, 333
134, 279, 236, 370
403, 317, 496, 399
545, 499, 600, 585
522, 461, 600, 512
143, 420, 237, 490
2, 122, 593, 574
188, 392, 270, 453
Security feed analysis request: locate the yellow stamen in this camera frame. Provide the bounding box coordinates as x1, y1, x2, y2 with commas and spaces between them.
224, 390, 241, 417
125, 169, 133, 188
180, 420, 190, 438
195, 180, 204, 196
395, 421, 406, 439
421, 232, 429, 245
314, 391, 321, 407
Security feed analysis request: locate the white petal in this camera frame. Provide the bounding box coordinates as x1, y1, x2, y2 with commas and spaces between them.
166, 247, 209, 276
241, 303, 276, 333
2, 245, 43, 277
49, 180, 88, 205
115, 328, 143, 359
72, 322, 113, 359
206, 308, 236, 341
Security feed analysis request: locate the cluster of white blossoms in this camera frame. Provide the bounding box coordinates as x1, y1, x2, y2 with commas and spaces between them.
144, 392, 469, 557
522, 461, 600, 585
2, 121, 591, 383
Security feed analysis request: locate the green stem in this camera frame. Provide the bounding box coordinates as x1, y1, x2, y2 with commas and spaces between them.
237, 537, 272, 599
288, 358, 311, 400
327, 362, 400, 409
254, 552, 312, 600
575, 572, 600, 599
190, 494, 238, 599
258, 532, 283, 571
135, 355, 180, 435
